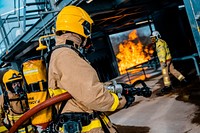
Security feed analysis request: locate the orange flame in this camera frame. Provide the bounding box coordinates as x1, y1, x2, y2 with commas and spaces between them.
116, 30, 153, 74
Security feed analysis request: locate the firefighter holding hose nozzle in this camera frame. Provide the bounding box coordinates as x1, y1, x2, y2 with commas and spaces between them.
44, 5, 152, 133
150, 31, 188, 96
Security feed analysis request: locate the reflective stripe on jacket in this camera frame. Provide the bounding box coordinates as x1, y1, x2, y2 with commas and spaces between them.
48, 47, 121, 112
156, 39, 172, 63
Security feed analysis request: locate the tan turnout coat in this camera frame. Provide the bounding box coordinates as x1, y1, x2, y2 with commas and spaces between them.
0, 92, 33, 133
48, 43, 126, 133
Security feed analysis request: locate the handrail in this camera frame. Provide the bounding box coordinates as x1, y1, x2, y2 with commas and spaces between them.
173, 53, 200, 76
0, 0, 52, 56
9, 92, 72, 133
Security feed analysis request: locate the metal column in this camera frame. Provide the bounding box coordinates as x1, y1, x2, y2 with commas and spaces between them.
183, 0, 200, 57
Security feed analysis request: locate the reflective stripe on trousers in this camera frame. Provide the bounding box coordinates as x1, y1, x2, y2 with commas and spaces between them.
162, 67, 171, 86
18, 125, 33, 133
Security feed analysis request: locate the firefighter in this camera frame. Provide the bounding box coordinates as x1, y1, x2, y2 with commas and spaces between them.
0, 69, 34, 133
150, 31, 188, 95
48, 5, 134, 133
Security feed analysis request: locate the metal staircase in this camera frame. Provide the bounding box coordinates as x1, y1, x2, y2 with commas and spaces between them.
0, 0, 82, 65
0, 0, 51, 61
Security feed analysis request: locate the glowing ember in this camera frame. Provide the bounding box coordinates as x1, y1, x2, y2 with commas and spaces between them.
116, 30, 153, 74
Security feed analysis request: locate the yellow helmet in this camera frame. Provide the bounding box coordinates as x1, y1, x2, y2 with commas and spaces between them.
3, 69, 23, 93
56, 5, 94, 38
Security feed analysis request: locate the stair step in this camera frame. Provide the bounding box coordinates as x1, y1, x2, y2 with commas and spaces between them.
26, 2, 46, 6
26, 9, 45, 13
26, 24, 34, 27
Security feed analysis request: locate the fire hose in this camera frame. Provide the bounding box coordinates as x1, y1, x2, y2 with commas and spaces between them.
9, 80, 151, 133
9, 92, 72, 133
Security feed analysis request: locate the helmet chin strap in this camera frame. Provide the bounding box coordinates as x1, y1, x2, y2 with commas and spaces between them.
78, 38, 87, 56
79, 37, 95, 55
78, 37, 87, 52
80, 37, 87, 48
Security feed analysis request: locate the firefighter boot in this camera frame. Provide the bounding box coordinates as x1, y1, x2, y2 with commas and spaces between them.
161, 86, 173, 93
156, 86, 173, 96
180, 78, 189, 87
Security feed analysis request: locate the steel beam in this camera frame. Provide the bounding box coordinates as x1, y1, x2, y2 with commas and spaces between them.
183, 0, 200, 58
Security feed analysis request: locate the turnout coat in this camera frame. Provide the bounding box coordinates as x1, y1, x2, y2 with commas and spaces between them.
48, 42, 126, 133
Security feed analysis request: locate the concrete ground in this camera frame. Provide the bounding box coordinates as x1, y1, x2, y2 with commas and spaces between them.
109, 68, 200, 133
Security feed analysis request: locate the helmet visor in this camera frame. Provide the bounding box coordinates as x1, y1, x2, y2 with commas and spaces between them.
82, 20, 92, 37
6, 80, 23, 94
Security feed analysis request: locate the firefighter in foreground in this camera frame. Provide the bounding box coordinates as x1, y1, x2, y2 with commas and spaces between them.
47, 5, 151, 133
0, 69, 34, 133
150, 31, 188, 95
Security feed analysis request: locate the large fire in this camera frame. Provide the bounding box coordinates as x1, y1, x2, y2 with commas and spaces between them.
116, 30, 153, 74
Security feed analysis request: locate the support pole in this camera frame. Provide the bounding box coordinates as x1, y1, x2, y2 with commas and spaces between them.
183, 0, 200, 58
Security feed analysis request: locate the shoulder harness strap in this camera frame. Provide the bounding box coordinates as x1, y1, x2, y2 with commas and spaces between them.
3, 91, 27, 115
53, 44, 88, 61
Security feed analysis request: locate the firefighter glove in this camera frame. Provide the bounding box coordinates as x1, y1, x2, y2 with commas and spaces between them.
121, 83, 135, 108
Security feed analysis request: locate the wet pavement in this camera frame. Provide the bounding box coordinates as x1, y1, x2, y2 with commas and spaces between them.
109, 67, 200, 133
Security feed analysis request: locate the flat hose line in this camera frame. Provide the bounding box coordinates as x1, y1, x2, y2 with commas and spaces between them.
9, 92, 72, 133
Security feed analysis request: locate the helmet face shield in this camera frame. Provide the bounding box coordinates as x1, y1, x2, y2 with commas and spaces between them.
6, 80, 23, 95
3, 69, 24, 94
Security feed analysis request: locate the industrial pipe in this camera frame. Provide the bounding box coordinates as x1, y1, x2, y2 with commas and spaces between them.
9, 92, 72, 133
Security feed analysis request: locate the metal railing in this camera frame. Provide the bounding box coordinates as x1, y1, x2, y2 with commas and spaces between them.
0, 0, 52, 56
173, 53, 200, 76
